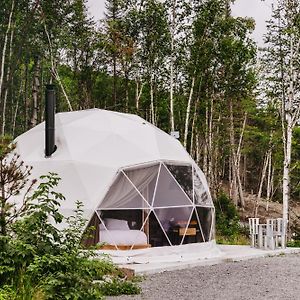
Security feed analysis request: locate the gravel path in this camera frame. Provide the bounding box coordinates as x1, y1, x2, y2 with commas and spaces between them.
107, 254, 300, 300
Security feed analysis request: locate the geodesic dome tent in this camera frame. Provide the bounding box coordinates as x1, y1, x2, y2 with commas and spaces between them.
14, 109, 215, 256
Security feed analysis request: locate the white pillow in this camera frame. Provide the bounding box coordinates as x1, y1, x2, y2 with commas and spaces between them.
104, 218, 130, 230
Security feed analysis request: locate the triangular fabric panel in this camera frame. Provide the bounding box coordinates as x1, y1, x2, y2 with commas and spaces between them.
154, 206, 193, 245
153, 164, 193, 207
129, 210, 151, 248
124, 164, 160, 205
193, 168, 213, 206
148, 211, 171, 247
166, 163, 193, 201
181, 208, 204, 244
99, 172, 150, 209
195, 206, 213, 242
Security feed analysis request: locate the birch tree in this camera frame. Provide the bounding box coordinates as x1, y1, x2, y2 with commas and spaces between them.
139, 0, 169, 124
0, 0, 15, 104
262, 0, 300, 243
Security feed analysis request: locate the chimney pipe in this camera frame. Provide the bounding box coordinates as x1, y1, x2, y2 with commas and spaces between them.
45, 84, 56, 157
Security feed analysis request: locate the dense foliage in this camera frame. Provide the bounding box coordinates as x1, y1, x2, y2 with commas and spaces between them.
215, 192, 248, 245
0, 170, 140, 299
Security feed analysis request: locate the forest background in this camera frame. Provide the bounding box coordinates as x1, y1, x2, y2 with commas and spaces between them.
0, 0, 300, 237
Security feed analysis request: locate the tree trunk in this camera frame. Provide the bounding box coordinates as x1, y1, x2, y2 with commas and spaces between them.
208, 93, 214, 188
196, 134, 200, 164
24, 60, 29, 131
255, 152, 269, 217
113, 52, 117, 107
169, 0, 176, 132
135, 79, 139, 110
229, 100, 245, 207
203, 100, 209, 176
266, 150, 272, 211
0, 0, 14, 104
12, 94, 19, 137
30, 56, 40, 127
125, 70, 129, 112
236, 113, 247, 208
43, 22, 73, 111
282, 119, 292, 246
229, 99, 238, 206
183, 76, 195, 149
243, 154, 247, 187
150, 75, 155, 125
190, 99, 198, 158
2, 21, 14, 135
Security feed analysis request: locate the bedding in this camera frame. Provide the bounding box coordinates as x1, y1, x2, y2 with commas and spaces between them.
99, 229, 147, 245
104, 218, 130, 230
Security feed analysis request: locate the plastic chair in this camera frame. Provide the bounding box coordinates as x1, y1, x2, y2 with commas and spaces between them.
249, 218, 260, 247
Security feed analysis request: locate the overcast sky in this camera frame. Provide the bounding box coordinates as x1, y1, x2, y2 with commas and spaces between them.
86, 0, 274, 46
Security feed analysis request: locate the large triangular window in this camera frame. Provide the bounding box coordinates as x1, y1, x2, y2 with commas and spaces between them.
99, 172, 150, 209
193, 167, 213, 206
153, 164, 193, 207
124, 164, 160, 206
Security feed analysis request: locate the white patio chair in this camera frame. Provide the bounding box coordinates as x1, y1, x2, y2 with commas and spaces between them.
258, 224, 267, 249
274, 218, 286, 249
266, 219, 276, 250
249, 218, 260, 247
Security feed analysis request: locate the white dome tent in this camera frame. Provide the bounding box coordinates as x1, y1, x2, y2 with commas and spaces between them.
14, 109, 220, 262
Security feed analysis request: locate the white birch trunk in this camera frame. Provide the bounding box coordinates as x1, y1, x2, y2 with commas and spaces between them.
2, 21, 14, 135
150, 75, 155, 125
135, 80, 144, 110
12, 97, 19, 137
0, 0, 14, 103
43, 22, 73, 111
229, 100, 238, 206
169, 0, 176, 132
266, 150, 272, 211
230, 103, 246, 207
31, 57, 40, 127
183, 76, 195, 149
196, 134, 200, 164
255, 152, 269, 217
190, 99, 198, 158
280, 20, 300, 244
258, 153, 269, 200
135, 80, 139, 110
207, 94, 214, 187
203, 101, 209, 176
282, 119, 292, 246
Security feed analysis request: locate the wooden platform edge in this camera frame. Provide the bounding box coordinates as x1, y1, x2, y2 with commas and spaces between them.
99, 244, 151, 250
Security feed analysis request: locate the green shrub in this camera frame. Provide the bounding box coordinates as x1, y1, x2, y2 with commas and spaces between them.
100, 278, 141, 296
0, 173, 141, 299
287, 229, 300, 247
0, 286, 16, 300
215, 192, 248, 244
287, 240, 300, 247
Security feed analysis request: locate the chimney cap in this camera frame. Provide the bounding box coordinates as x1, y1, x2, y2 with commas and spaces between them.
46, 84, 55, 90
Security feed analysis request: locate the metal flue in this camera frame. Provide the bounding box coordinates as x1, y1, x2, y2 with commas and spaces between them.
45, 84, 56, 157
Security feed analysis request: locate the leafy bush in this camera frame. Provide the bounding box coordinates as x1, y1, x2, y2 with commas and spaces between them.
287, 240, 300, 248
100, 277, 140, 296
215, 192, 248, 244
287, 230, 300, 248
0, 286, 16, 300
0, 173, 140, 299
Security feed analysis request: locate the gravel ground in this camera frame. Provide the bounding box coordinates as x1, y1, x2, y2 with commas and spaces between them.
107, 254, 300, 300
